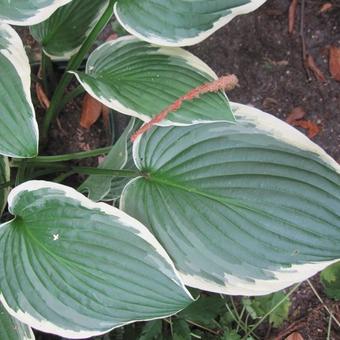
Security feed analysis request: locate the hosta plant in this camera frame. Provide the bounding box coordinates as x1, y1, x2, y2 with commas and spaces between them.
0, 0, 339, 339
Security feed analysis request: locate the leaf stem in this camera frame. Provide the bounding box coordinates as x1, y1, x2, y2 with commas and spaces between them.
186, 320, 220, 336
11, 162, 138, 178
13, 146, 112, 164
327, 316, 332, 340
71, 166, 138, 177
307, 279, 340, 327
236, 306, 246, 333
53, 170, 76, 183
41, 0, 115, 138
0, 181, 14, 190
224, 299, 258, 339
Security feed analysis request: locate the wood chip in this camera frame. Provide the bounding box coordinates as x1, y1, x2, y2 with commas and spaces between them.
286, 107, 306, 124
80, 93, 103, 129
288, 0, 299, 33
291, 120, 321, 139
329, 46, 340, 81
285, 331, 304, 340
36, 82, 50, 109
319, 3, 333, 13
286, 107, 320, 139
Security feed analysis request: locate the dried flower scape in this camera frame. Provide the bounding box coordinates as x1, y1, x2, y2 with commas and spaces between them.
131, 74, 239, 142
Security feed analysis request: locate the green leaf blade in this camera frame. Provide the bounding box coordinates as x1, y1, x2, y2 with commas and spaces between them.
138, 320, 162, 340
243, 292, 290, 328
173, 319, 191, 340
121, 103, 340, 295
0, 181, 193, 338
0, 24, 38, 158
114, 0, 267, 46
321, 261, 340, 300
0, 0, 72, 26
30, 0, 111, 59
72, 36, 234, 126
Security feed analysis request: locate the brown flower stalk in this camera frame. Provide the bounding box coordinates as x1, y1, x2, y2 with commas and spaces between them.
131, 74, 239, 142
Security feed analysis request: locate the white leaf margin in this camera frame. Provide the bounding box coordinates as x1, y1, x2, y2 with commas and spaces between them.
71, 35, 232, 127
114, 0, 268, 46
231, 103, 340, 173
0, 24, 38, 158
0, 180, 193, 338
128, 102, 340, 296
0, 0, 73, 26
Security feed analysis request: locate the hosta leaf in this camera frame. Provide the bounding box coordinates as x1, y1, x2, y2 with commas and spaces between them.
0, 0, 72, 26
121, 103, 340, 296
114, 0, 267, 46
0, 181, 193, 338
0, 157, 10, 215
0, 303, 35, 340
79, 117, 139, 202
30, 0, 111, 60
72, 36, 233, 126
0, 24, 38, 158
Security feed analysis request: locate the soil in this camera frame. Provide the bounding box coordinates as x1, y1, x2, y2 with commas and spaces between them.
189, 0, 340, 163
13, 0, 340, 339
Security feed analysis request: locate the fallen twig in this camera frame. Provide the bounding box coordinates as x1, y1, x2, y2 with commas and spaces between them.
299, 0, 312, 80
288, 0, 299, 33
305, 54, 326, 82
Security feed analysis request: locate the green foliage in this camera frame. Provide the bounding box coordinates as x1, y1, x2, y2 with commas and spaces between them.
0, 181, 192, 337
220, 330, 242, 340
139, 320, 163, 340
0, 0, 72, 25
121, 107, 340, 295
114, 0, 266, 46
0, 24, 38, 157
30, 0, 110, 59
243, 292, 291, 328
173, 319, 192, 340
0, 0, 339, 339
179, 295, 225, 328
321, 261, 340, 300
71, 37, 233, 126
